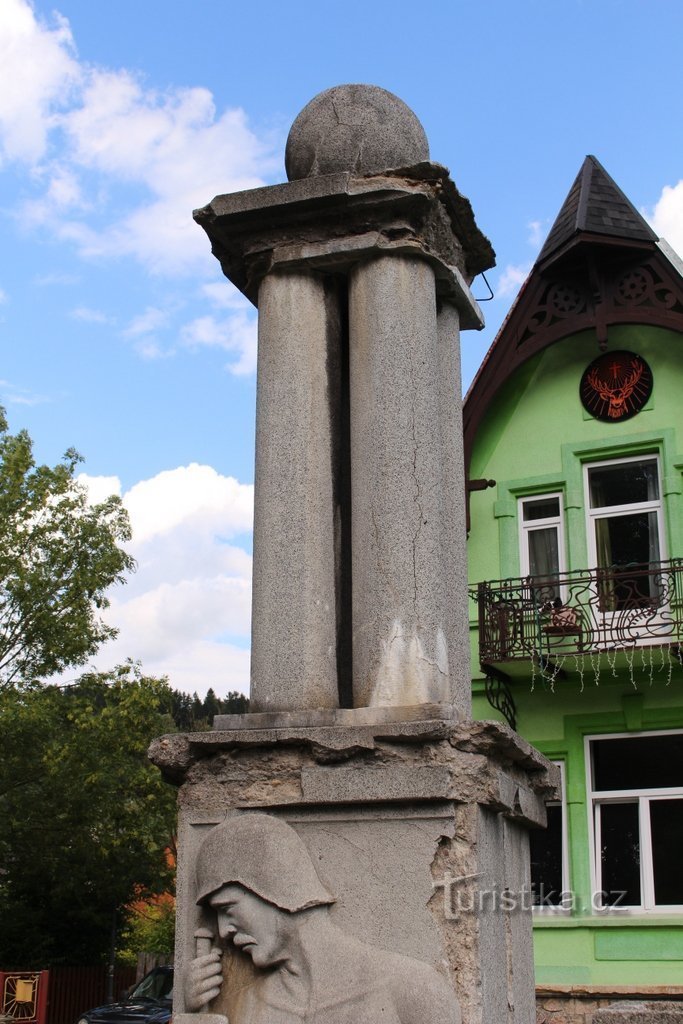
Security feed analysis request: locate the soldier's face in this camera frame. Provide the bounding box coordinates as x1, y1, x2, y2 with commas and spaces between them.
209, 884, 290, 968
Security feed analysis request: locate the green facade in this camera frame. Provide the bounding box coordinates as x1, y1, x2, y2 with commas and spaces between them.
467, 322, 683, 988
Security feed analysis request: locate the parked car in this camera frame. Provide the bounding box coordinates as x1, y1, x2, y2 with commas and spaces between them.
76, 966, 173, 1024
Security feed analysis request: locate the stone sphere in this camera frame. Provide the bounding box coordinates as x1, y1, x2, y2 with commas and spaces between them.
285, 84, 430, 181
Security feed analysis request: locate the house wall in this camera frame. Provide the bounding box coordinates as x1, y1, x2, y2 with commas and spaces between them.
467, 322, 683, 990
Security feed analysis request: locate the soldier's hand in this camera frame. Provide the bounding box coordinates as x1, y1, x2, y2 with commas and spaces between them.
185, 948, 223, 1011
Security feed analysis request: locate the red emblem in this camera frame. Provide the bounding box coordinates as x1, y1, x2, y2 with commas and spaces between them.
579, 351, 653, 422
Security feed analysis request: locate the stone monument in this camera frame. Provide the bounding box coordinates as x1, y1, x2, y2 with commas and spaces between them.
150, 84, 558, 1024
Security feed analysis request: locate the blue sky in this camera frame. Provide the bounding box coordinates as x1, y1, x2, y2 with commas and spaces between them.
1, 0, 682, 695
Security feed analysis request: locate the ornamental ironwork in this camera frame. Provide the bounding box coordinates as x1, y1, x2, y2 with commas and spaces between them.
473, 558, 683, 667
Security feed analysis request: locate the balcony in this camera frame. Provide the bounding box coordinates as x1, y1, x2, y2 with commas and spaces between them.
472, 560, 683, 723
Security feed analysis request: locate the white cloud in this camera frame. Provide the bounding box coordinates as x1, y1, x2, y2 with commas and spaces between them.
34, 271, 80, 286
107, 576, 251, 662
0, 378, 49, 406
1, 0, 278, 276
46, 164, 83, 208
134, 339, 171, 361
119, 288, 257, 371
0, 287, 7, 304
124, 463, 253, 544
55, 68, 274, 274
180, 308, 258, 376
70, 305, 113, 324
118, 638, 250, 697
649, 180, 683, 259
77, 472, 122, 504
200, 280, 249, 310
121, 305, 176, 358
0, 0, 80, 164
527, 220, 544, 249
77, 464, 254, 696
497, 262, 532, 298
123, 305, 171, 338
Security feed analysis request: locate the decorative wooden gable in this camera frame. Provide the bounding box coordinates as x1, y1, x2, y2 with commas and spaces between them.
464, 156, 683, 476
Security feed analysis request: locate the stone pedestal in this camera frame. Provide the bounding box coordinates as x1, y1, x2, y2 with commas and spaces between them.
150, 712, 558, 1024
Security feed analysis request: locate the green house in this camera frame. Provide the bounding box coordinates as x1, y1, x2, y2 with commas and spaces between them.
465, 157, 683, 1011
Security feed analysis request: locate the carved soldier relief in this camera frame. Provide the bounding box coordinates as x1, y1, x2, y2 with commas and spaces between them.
185, 814, 461, 1024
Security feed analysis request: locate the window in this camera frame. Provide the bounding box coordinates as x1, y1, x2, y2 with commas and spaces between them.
530, 761, 569, 912
585, 456, 666, 612
587, 732, 683, 911
519, 494, 565, 601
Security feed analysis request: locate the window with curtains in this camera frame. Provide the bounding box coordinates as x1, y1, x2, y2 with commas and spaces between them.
588, 732, 683, 911
585, 456, 665, 612
530, 761, 569, 912
519, 494, 565, 600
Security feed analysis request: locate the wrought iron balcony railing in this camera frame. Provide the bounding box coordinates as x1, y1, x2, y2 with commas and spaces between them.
473, 558, 683, 666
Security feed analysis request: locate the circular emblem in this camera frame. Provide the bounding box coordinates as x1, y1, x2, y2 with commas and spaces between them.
579, 351, 653, 422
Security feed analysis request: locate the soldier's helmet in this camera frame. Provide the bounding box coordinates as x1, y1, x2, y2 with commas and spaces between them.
195, 812, 336, 912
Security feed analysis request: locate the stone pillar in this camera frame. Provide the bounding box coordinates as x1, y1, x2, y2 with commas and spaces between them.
250, 269, 341, 712
437, 301, 471, 714
349, 255, 453, 709
193, 83, 494, 715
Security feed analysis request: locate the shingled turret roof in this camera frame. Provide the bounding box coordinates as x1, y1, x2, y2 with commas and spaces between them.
463, 156, 683, 490
537, 155, 657, 265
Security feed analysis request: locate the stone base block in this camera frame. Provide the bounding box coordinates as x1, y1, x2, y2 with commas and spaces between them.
150, 718, 557, 1024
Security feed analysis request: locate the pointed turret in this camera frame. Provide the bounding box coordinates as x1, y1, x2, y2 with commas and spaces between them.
538, 155, 657, 266
463, 156, 683, 488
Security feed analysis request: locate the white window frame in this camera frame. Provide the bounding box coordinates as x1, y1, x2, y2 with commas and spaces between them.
584, 455, 669, 640
519, 492, 566, 583
585, 730, 683, 914
584, 454, 667, 575
532, 760, 571, 915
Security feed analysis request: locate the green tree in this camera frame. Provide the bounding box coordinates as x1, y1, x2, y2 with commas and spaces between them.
202, 687, 220, 721
0, 408, 134, 687
0, 666, 177, 967
159, 688, 250, 731
221, 690, 249, 715
191, 692, 203, 722
117, 901, 176, 966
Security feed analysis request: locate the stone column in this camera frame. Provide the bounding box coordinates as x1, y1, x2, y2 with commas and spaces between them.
250, 269, 341, 712
437, 301, 472, 714
349, 254, 454, 709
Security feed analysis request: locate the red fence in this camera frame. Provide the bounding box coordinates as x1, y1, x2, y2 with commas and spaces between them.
2, 965, 141, 1024
46, 966, 137, 1024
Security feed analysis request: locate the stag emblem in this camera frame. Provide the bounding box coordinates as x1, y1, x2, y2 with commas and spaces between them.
586, 358, 645, 419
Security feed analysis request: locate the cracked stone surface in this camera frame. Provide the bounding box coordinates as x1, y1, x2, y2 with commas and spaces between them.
148, 716, 560, 819
285, 84, 430, 181
249, 270, 340, 712
158, 719, 557, 1024
349, 255, 468, 709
